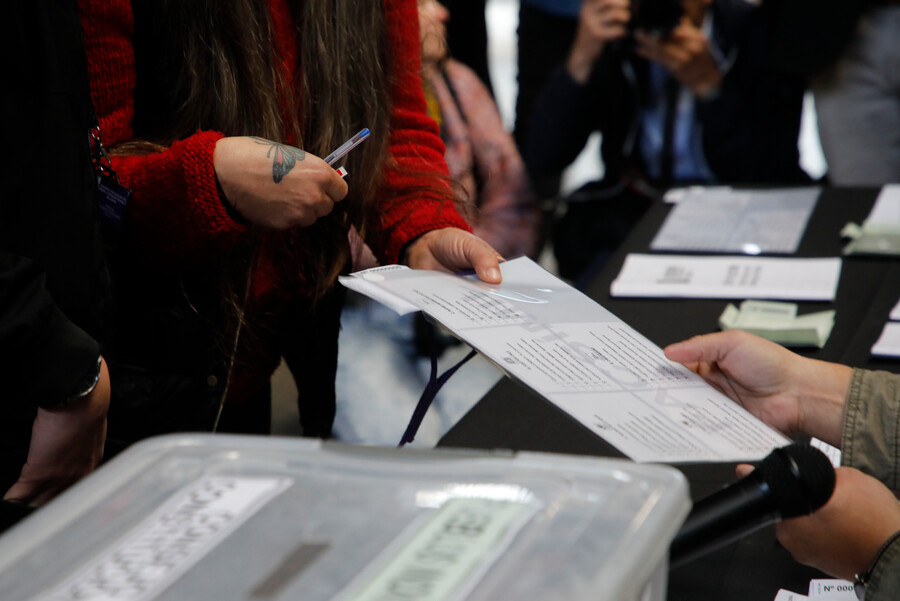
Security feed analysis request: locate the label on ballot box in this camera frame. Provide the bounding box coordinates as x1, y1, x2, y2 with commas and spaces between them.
29, 477, 292, 601
340, 496, 536, 601
0, 435, 690, 601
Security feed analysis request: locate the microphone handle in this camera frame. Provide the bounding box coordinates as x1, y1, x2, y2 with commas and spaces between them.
669, 478, 780, 569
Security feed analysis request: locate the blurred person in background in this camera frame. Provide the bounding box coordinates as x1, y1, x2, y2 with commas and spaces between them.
334, 0, 540, 446
525, 0, 810, 284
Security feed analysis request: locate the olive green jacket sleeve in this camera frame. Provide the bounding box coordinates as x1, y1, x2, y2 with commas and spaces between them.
841, 368, 900, 600
842, 369, 900, 490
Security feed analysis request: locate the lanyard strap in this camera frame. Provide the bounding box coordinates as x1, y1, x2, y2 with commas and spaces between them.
398, 321, 477, 447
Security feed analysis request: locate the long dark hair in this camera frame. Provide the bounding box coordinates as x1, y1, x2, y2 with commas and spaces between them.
147, 0, 393, 297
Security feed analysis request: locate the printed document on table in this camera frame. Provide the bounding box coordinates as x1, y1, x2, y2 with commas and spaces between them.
340, 257, 790, 463
651, 187, 819, 254
610, 254, 841, 300
889, 296, 900, 321
864, 184, 900, 224
871, 322, 900, 357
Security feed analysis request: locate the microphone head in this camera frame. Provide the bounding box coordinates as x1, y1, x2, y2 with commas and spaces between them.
755, 443, 836, 519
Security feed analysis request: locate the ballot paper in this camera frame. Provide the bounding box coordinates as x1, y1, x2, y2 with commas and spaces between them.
771, 579, 856, 601
871, 322, 900, 357
340, 257, 790, 463
773, 590, 808, 601
864, 184, 900, 224
610, 254, 841, 300
808, 579, 856, 600
718, 300, 835, 348
890, 296, 900, 321
810, 437, 842, 467
651, 187, 819, 254
842, 185, 900, 255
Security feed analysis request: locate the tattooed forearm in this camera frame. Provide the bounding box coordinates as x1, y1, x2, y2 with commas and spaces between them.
252, 137, 307, 183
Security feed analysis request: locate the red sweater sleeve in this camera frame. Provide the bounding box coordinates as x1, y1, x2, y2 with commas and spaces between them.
112, 132, 249, 267
373, 0, 471, 264
80, 0, 248, 269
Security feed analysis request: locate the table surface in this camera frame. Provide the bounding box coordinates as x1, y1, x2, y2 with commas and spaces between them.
440, 187, 900, 600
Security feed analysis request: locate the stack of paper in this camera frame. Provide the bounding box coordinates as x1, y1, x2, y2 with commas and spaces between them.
719, 300, 834, 348
652, 186, 819, 254
610, 254, 842, 300
871, 294, 900, 357
843, 184, 900, 255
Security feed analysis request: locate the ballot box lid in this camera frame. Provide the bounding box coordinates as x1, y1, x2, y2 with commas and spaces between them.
0, 434, 690, 601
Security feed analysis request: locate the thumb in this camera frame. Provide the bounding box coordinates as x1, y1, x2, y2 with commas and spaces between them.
735, 464, 755, 479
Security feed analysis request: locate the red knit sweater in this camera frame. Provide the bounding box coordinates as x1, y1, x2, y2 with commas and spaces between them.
79, 0, 470, 402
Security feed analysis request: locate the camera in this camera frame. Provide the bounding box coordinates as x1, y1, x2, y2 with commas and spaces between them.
630, 0, 683, 39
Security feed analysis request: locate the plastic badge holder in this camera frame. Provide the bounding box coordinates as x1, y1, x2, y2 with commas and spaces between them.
0, 435, 689, 601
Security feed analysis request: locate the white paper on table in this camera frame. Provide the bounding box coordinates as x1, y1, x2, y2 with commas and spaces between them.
651, 187, 819, 254
340, 257, 790, 463
610, 254, 841, 301
663, 185, 734, 203
864, 184, 900, 225
871, 322, 900, 357
773, 590, 809, 601
890, 297, 900, 321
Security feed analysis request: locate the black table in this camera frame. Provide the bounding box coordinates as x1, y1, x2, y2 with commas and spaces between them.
440, 187, 900, 600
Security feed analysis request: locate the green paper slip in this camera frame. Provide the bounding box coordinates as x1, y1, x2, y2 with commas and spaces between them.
719, 300, 834, 348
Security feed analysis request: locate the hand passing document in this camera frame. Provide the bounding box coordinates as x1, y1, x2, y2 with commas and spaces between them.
341, 258, 790, 463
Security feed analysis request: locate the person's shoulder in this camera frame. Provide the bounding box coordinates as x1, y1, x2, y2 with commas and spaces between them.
445, 59, 491, 98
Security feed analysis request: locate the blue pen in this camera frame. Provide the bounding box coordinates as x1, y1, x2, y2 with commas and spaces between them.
324, 128, 371, 166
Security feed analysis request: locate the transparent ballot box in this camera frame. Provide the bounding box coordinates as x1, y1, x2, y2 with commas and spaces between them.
0, 435, 690, 601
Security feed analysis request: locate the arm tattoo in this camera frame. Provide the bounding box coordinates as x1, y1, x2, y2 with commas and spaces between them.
252, 137, 307, 183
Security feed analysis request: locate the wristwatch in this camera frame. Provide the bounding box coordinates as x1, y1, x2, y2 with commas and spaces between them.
56, 356, 103, 408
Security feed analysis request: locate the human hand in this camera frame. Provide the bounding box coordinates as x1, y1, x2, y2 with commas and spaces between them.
634, 18, 723, 98
773, 466, 900, 581
4, 357, 110, 506
403, 228, 503, 284
663, 331, 850, 445
214, 136, 349, 229
567, 0, 631, 83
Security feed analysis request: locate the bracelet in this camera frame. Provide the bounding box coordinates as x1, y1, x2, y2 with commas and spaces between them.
854, 528, 900, 600
63, 356, 103, 406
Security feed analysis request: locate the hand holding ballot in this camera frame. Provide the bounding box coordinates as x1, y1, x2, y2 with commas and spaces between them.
664, 330, 849, 446
403, 228, 503, 285
668, 331, 900, 594
342, 257, 790, 463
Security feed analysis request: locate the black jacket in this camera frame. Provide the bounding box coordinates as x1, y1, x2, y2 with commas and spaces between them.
525, 0, 811, 190
1, 0, 112, 485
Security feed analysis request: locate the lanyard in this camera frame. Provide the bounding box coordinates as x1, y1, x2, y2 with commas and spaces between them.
398, 321, 477, 447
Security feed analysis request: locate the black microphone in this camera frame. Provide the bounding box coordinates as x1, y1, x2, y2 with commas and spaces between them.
670, 443, 836, 569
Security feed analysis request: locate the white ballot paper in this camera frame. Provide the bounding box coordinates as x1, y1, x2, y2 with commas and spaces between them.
871, 322, 900, 357
610, 254, 841, 300
808, 579, 856, 600
842, 185, 900, 255
340, 257, 789, 463
773, 590, 809, 601
890, 296, 900, 321
651, 187, 819, 254
864, 184, 900, 225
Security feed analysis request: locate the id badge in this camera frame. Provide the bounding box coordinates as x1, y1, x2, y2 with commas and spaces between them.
96, 172, 131, 246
